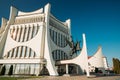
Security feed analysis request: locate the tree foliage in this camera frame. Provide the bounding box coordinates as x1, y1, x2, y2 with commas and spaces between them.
113, 58, 120, 74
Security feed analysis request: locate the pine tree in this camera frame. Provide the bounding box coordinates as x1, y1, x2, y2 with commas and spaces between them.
0, 65, 6, 75
8, 65, 13, 76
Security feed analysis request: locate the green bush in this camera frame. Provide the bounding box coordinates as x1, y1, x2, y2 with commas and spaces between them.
8, 65, 13, 76
0, 77, 17, 80
95, 67, 98, 73
0, 65, 6, 75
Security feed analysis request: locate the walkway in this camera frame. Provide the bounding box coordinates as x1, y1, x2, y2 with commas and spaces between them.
24, 75, 120, 80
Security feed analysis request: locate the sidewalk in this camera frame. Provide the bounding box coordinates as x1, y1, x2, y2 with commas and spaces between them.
24, 75, 120, 80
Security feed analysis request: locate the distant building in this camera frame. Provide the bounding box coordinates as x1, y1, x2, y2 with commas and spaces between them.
0, 3, 108, 76
88, 47, 109, 73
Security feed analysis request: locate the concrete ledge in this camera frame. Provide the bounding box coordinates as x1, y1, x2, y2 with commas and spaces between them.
63, 74, 70, 76
87, 75, 96, 78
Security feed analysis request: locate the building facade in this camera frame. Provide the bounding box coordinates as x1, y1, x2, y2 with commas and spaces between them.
0, 3, 108, 76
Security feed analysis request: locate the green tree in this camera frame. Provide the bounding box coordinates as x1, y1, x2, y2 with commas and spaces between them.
8, 65, 13, 76
113, 58, 120, 74
118, 59, 120, 74
112, 58, 115, 72
116, 59, 119, 74
0, 65, 6, 75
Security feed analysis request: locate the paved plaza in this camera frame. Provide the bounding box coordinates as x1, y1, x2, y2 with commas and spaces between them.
24, 75, 120, 80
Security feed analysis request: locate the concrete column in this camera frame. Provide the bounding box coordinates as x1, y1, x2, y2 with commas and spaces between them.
13, 48, 17, 58
66, 64, 68, 74
10, 27, 14, 37
17, 46, 22, 58
26, 48, 30, 58
28, 26, 33, 40
63, 64, 70, 76
20, 25, 25, 42
76, 66, 79, 74
24, 25, 29, 41
33, 25, 37, 37
8, 50, 12, 58
21, 46, 26, 58
12, 27, 17, 40
16, 26, 21, 42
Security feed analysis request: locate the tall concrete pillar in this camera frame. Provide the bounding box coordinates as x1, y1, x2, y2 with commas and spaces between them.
66, 64, 69, 74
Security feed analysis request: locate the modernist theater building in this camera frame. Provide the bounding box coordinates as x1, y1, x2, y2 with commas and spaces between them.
0, 3, 108, 76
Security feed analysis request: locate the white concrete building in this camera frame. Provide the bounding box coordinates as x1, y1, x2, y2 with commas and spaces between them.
0, 3, 108, 76
88, 46, 109, 73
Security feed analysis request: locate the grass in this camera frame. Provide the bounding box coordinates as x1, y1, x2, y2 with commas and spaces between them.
0, 77, 17, 80
0, 76, 43, 80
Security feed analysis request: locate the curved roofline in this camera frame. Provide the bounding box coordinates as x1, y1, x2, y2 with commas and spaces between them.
0, 17, 8, 28
0, 18, 8, 33
89, 46, 104, 60
18, 8, 43, 16
94, 46, 102, 56
88, 46, 98, 60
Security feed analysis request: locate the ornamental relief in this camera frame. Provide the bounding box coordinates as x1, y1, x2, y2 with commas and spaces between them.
14, 16, 45, 24
10, 24, 39, 42
4, 46, 36, 59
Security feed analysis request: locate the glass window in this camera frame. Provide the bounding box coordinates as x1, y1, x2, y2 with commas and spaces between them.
49, 29, 51, 36
58, 33, 60, 46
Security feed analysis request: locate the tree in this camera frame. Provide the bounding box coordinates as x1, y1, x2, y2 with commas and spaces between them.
116, 59, 119, 74
0, 65, 6, 75
113, 58, 116, 73
8, 65, 13, 76
113, 58, 120, 74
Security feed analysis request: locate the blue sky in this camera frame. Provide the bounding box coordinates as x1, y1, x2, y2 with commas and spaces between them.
0, 0, 120, 67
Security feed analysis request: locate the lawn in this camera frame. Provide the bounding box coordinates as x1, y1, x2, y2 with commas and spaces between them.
0, 77, 18, 80
0, 76, 43, 80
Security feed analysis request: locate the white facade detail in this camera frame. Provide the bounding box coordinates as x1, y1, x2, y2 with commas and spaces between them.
0, 3, 108, 76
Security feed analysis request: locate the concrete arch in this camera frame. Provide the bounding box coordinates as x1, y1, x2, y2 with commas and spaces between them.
6, 46, 36, 58
10, 24, 40, 42
18, 8, 43, 16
